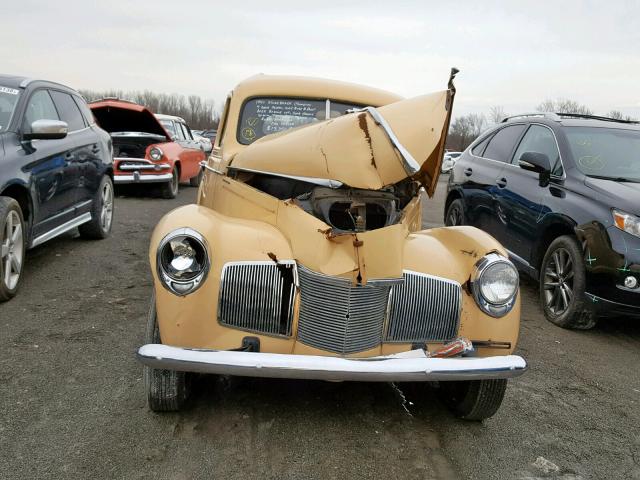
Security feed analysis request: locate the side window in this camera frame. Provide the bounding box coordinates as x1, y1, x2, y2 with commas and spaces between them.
179, 122, 191, 140
512, 125, 563, 176
471, 133, 493, 156
49, 90, 85, 131
23, 90, 59, 131
73, 95, 95, 125
482, 124, 527, 163
173, 121, 185, 140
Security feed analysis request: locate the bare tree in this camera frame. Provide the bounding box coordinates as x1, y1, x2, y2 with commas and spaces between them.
489, 106, 507, 124
537, 98, 592, 115
447, 113, 487, 150
606, 110, 636, 121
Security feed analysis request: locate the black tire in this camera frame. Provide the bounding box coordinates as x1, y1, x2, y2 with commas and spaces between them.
143, 294, 190, 412
438, 379, 507, 421
539, 235, 597, 329
445, 198, 466, 226
189, 167, 203, 187
0, 197, 26, 302
160, 167, 179, 199
79, 175, 114, 239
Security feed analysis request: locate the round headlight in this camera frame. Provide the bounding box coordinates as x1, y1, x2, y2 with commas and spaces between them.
149, 147, 163, 161
471, 253, 518, 317
157, 228, 209, 296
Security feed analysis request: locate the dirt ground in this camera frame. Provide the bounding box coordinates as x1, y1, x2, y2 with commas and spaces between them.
1, 177, 639, 480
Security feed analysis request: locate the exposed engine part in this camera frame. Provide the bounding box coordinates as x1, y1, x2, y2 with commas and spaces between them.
111, 132, 166, 158
239, 171, 420, 233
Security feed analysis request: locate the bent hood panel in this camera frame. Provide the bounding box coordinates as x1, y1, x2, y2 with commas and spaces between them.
230, 90, 453, 195
89, 100, 171, 140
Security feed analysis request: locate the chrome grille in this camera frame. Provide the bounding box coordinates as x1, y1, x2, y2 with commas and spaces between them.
385, 271, 461, 342
297, 266, 396, 354
218, 261, 296, 337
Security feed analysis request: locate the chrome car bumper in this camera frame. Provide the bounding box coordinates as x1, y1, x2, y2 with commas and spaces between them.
137, 344, 527, 382
113, 172, 173, 184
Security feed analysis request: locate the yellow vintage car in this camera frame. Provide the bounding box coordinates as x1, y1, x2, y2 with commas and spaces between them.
137, 71, 527, 420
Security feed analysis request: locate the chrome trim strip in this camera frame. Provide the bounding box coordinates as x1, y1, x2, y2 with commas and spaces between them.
113, 173, 173, 183
355, 106, 421, 176
118, 163, 171, 171
229, 166, 343, 189
137, 344, 528, 382
31, 212, 92, 248
199, 161, 225, 175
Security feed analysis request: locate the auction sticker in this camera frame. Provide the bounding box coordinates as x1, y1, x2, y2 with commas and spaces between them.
0, 86, 19, 95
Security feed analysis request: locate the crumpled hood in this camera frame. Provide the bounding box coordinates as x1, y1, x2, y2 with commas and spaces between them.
89, 100, 171, 140
229, 87, 455, 197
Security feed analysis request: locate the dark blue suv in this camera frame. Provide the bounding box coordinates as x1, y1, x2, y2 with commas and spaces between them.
0, 75, 113, 301
446, 113, 640, 329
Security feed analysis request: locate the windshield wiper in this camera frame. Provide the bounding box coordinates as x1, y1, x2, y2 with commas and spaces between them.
586, 174, 640, 183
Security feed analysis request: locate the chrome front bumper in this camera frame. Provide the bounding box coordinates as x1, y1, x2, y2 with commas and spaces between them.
137, 344, 527, 382
113, 172, 173, 184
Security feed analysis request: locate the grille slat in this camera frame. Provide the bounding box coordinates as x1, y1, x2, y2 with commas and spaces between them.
218, 261, 296, 337
385, 271, 461, 343
296, 266, 393, 354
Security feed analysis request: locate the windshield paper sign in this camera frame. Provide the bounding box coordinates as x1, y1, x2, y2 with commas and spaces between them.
0, 86, 19, 95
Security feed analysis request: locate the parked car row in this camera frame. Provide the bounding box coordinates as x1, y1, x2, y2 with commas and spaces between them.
0, 74, 209, 300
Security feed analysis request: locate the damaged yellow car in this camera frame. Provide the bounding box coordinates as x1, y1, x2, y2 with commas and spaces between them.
137, 70, 527, 420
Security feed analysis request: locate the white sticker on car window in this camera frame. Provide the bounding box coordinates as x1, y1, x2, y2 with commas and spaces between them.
0, 86, 19, 95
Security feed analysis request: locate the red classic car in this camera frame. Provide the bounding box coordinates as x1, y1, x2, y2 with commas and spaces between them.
89, 100, 205, 198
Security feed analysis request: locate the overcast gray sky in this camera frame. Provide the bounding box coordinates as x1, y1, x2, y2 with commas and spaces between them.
2, 0, 639, 118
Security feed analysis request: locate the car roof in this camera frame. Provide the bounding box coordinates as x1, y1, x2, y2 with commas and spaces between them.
155, 113, 186, 123
0, 74, 78, 93
502, 112, 640, 131
232, 74, 403, 107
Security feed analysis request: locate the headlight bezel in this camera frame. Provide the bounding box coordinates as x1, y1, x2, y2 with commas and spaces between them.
149, 146, 164, 161
156, 228, 210, 296
612, 209, 640, 238
470, 253, 519, 317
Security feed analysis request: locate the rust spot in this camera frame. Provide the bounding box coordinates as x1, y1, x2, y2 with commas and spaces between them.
353, 240, 364, 247
460, 249, 478, 258
357, 112, 376, 167
267, 252, 278, 262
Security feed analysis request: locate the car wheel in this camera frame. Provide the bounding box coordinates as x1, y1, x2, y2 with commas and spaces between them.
143, 293, 191, 412
160, 167, 179, 199
539, 235, 597, 329
189, 167, 203, 187
79, 175, 114, 239
437, 379, 507, 421
445, 198, 465, 226
0, 197, 26, 302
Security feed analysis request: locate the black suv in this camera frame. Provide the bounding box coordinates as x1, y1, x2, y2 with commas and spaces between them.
0, 75, 114, 301
446, 112, 640, 329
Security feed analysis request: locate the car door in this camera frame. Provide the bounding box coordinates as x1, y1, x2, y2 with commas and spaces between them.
49, 90, 97, 214
466, 124, 527, 239
496, 124, 562, 264
19, 89, 77, 238
177, 122, 201, 179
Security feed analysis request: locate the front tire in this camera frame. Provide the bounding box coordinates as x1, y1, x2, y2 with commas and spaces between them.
539, 235, 596, 329
160, 167, 179, 199
79, 175, 114, 239
438, 379, 507, 421
445, 198, 466, 226
0, 197, 26, 302
143, 294, 190, 411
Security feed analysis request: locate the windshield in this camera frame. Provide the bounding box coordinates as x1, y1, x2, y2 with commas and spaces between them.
565, 126, 640, 181
237, 97, 363, 145
0, 87, 20, 131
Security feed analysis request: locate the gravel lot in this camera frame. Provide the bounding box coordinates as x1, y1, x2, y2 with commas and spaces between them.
1, 177, 639, 480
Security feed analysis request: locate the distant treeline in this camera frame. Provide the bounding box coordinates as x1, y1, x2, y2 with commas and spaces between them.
79, 89, 220, 130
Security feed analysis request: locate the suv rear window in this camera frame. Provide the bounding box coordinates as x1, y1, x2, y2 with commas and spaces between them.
482, 124, 526, 162
237, 97, 363, 145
